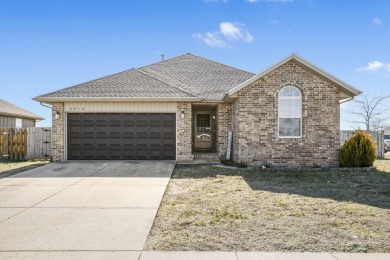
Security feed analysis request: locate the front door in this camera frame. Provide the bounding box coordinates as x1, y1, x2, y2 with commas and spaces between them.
194, 113, 212, 149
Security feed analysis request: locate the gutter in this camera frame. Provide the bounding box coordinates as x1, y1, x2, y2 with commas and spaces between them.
33, 97, 203, 102
339, 97, 354, 104
39, 102, 52, 109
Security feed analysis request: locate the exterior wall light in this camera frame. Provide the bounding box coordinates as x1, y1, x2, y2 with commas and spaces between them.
181, 111, 185, 119
55, 111, 60, 120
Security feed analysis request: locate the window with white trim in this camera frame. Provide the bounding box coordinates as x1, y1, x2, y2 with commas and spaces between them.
15, 118, 22, 128
278, 86, 302, 137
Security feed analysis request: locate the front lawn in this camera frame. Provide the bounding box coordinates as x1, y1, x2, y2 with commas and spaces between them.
145, 158, 390, 252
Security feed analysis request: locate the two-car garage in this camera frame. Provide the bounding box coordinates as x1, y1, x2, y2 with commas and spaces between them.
67, 113, 176, 160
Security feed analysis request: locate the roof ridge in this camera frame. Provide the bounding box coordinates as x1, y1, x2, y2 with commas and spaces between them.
187, 53, 255, 76
133, 68, 195, 97
138, 67, 201, 96
137, 53, 192, 68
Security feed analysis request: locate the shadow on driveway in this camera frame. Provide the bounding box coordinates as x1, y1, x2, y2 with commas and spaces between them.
7, 160, 176, 178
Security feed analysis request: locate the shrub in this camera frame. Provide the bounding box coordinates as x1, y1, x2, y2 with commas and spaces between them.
339, 130, 376, 167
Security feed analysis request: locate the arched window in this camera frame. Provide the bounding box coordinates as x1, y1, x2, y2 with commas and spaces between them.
278, 86, 302, 137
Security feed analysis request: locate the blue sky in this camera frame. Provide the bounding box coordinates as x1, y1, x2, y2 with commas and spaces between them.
1, 0, 389, 129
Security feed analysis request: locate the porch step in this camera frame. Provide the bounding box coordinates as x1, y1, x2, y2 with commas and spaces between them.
193, 153, 220, 160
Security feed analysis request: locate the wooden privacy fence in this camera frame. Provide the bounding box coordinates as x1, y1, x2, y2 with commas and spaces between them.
0, 128, 27, 160
0, 127, 51, 160
340, 130, 385, 159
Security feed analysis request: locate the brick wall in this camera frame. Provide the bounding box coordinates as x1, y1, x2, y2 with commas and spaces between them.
176, 102, 194, 161
51, 102, 65, 161
232, 60, 340, 167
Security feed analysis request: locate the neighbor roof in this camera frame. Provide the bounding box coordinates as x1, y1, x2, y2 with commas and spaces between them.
0, 99, 44, 120
34, 53, 255, 102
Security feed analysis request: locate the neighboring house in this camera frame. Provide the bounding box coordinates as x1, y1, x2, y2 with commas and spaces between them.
34, 53, 361, 167
0, 99, 44, 128
384, 127, 390, 153
384, 127, 390, 136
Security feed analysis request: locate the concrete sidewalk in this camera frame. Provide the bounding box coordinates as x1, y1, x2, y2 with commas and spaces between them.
0, 251, 389, 259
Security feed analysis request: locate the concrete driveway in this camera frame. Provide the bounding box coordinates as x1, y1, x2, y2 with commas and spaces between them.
0, 160, 174, 259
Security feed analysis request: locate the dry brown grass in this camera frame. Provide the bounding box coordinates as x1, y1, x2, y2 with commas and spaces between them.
145, 159, 390, 252
0, 160, 48, 178
374, 153, 390, 172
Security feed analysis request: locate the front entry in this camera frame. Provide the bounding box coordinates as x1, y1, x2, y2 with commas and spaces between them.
194, 113, 212, 150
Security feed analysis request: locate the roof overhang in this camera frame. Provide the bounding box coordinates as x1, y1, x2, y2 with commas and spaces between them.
228, 53, 362, 98
0, 112, 44, 121
33, 97, 203, 103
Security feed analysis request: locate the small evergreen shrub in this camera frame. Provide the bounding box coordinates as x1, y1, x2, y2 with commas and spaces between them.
339, 130, 376, 167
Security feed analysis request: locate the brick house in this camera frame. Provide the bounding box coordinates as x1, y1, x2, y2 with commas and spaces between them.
33, 53, 361, 167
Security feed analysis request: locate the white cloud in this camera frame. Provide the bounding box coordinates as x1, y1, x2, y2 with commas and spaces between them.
220, 22, 254, 42
340, 102, 348, 109
193, 21, 254, 47
357, 61, 385, 72
373, 18, 382, 25
193, 32, 226, 47
387, 64, 390, 72
269, 19, 280, 25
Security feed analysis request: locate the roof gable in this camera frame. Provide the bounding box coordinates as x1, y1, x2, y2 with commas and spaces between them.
228, 53, 362, 98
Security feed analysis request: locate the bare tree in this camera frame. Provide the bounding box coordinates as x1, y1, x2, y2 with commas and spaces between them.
348, 94, 390, 131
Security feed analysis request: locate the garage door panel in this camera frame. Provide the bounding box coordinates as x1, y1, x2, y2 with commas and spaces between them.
67, 113, 176, 160
80, 114, 96, 122
69, 126, 81, 134
108, 114, 122, 122
68, 114, 81, 122
96, 126, 108, 133
123, 137, 136, 144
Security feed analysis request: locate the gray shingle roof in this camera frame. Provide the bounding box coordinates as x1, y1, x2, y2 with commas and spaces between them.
34, 53, 255, 101
37, 68, 194, 98
139, 54, 255, 99
0, 99, 44, 120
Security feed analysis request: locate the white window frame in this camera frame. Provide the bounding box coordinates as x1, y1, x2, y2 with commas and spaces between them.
278, 86, 302, 138
15, 118, 22, 128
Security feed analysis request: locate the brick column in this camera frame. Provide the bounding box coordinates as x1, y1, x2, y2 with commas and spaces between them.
51, 102, 65, 161
176, 102, 194, 161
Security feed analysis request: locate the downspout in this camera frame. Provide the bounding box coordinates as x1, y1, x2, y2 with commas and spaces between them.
37, 102, 52, 124
222, 93, 229, 102
39, 102, 52, 109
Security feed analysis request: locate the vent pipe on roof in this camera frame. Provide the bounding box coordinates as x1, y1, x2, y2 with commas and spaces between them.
161, 54, 165, 61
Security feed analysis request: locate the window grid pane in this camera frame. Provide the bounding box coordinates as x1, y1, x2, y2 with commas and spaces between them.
279, 118, 300, 137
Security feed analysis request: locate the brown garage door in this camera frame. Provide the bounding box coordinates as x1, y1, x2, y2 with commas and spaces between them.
67, 113, 176, 160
